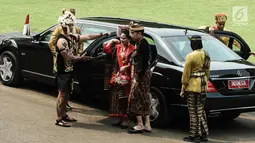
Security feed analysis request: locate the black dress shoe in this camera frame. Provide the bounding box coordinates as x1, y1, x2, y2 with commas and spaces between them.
66, 104, 72, 109
200, 136, 208, 142
183, 136, 200, 143
66, 105, 72, 112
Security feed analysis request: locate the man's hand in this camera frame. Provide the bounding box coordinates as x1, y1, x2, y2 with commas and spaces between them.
209, 30, 215, 36
208, 26, 215, 36
180, 89, 185, 98
101, 32, 111, 37
81, 52, 92, 61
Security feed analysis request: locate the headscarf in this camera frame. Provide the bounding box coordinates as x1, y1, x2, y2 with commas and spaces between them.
189, 35, 203, 51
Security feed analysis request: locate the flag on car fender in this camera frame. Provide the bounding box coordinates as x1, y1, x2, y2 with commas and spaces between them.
23, 14, 30, 36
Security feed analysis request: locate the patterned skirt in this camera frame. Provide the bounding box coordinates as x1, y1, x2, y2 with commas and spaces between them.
128, 70, 152, 116
186, 92, 209, 137
109, 85, 130, 117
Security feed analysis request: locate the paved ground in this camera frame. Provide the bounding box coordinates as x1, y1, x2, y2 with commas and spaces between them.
0, 81, 255, 143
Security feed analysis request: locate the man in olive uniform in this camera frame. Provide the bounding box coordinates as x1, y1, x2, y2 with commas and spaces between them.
199, 13, 240, 49
180, 35, 210, 142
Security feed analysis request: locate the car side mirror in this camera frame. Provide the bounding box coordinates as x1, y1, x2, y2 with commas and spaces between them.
31, 36, 41, 44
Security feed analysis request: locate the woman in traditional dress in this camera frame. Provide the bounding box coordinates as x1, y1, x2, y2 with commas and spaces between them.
104, 29, 135, 128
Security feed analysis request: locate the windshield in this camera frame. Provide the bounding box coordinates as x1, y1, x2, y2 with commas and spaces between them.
163, 35, 242, 61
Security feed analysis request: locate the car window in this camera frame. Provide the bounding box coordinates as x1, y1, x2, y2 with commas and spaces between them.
91, 36, 118, 57
217, 35, 242, 51
80, 24, 115, 50
41, 30, 53, 42
40, 24, 82, 42
39, 24, 59, 42
163, 35, 242, 61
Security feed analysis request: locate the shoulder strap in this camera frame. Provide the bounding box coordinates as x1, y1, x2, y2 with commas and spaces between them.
202, 50, 210, 72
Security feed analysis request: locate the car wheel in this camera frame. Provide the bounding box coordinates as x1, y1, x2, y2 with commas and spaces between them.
0, 51, 22, 86
150, 87, 170, 127
220, 112, 241, 121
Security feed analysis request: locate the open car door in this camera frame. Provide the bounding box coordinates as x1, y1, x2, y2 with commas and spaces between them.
199, 29, 251, 60
74, 33, 117, 99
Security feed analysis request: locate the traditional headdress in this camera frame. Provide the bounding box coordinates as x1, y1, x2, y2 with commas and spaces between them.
215, 13, 227, 22
58, 11, 76, 26
58, 10, 77, 34
128, 21, 144, 31
69, 8, 76, 16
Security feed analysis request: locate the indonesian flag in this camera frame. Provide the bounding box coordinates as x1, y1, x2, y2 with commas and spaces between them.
23, 14, 30, 36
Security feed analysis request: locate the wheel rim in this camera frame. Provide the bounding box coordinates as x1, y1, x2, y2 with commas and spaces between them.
0, 56, 13, 82
150, 93, 160, 122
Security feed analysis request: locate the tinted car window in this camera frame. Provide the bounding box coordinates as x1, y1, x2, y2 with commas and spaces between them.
80, 24, 115, 50
41, 30, 52, 41
163, 35, 242, 61
218, 36, 241, 51
40, 25, 59, 42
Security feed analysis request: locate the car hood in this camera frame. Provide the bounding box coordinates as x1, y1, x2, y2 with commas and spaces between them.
0, 32, 39, 43
180, 59, 255, 71
209, 59, 255, 71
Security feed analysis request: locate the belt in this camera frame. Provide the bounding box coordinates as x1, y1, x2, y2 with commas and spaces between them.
191, 72, 205, 78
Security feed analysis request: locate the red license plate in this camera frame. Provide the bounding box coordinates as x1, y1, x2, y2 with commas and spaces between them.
228, 79, 249, 89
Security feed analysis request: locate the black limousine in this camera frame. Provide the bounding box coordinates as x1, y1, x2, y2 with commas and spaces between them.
0, 17, 255, 126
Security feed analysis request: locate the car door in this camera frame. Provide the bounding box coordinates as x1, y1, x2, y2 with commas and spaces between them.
19, 25, 58, 85
74, 34, 117, 98
73, 24, 115, 97
213, 31, 251, 60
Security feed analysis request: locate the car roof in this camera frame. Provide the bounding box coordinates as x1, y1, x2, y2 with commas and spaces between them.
78, 17, 208, 37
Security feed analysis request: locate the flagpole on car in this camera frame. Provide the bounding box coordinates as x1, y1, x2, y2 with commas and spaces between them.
23, 14, 30, 36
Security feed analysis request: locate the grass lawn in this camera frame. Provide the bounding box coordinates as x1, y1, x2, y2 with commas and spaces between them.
0, 0, 255, 62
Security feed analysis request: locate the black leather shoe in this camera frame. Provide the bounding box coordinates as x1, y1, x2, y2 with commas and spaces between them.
66, 104, 72, 109
183, 136, 200, 142
200, 136, 208, 142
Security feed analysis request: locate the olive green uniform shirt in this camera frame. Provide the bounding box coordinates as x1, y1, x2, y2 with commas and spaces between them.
181, 49, 211, 93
